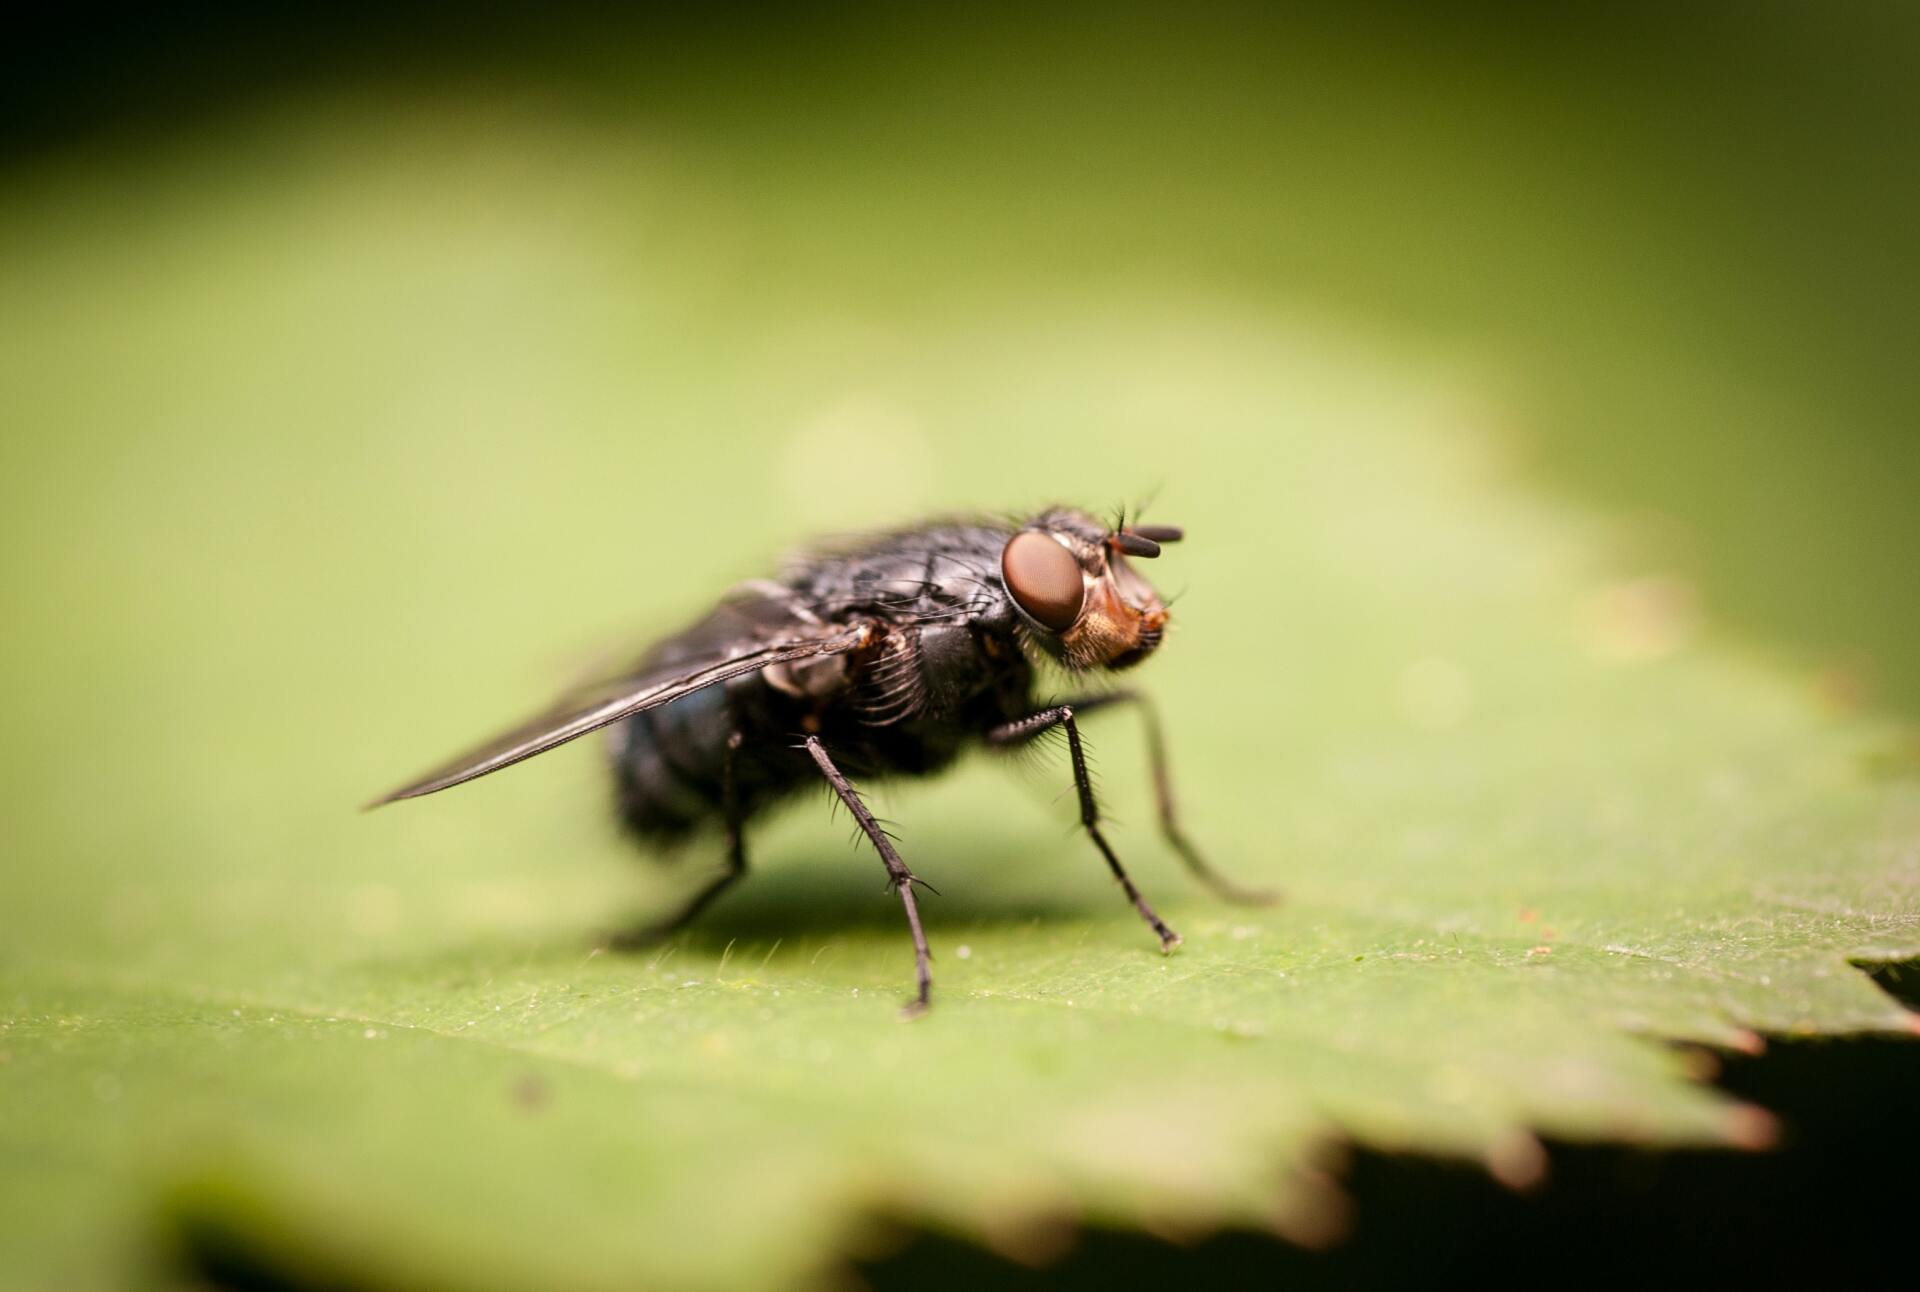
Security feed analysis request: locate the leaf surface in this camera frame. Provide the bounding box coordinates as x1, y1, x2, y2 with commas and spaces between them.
2, 80, 1917, 1292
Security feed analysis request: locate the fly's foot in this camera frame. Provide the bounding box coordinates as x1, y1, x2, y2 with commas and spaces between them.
900, 962, 933, 1019
1131, 898, 1181, 952
1169, 835, 1283, 908
1209, 878, 1283, 908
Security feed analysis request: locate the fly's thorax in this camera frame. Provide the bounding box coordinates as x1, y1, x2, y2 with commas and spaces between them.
779, 620, 1004, 727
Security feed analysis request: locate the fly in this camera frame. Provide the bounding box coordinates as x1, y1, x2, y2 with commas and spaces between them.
368, 508, 1273, 1015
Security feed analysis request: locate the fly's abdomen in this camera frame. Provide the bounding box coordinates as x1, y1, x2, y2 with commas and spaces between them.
607, 683, 735, 844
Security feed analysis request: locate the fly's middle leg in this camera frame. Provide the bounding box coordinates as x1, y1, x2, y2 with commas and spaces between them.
987, 705, 1182, 952
803, 735, 935, 1018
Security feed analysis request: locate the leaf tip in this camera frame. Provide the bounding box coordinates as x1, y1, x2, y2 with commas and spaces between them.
1269, 1167, 1354, 1250
1485, 1129, 1549, 1192
1723, 1103, 1782, 1151
976, 1208, 1078, 1267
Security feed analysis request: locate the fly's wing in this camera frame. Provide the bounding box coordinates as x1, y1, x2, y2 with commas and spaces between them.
365, 626, 869, 808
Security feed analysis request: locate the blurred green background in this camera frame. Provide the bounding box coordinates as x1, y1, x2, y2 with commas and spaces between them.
15, 2, 1920, 706
7, 1, 1917, 710
3, 3, 1917, 1288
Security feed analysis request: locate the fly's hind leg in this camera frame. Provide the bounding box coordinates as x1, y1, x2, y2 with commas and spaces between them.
803, 736, 935, 1018
987, 704, 1182, 952
998, 692, 1278, 906
614, 730, 749, 947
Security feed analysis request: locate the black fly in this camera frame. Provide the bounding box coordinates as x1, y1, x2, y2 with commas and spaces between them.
369, 508, 1272, 1015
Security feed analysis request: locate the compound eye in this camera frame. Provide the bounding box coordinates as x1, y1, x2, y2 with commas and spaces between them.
1001, 531, 1085, 631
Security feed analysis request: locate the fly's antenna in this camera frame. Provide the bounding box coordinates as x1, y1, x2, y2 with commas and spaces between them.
1108, 524, 1183, 559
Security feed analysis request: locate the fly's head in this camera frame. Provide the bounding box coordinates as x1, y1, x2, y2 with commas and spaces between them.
999, 508, 1180, 672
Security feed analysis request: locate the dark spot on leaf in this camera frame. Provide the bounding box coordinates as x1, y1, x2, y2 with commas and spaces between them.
1813, 660, 1874, 714
512, 1072, 550, 1112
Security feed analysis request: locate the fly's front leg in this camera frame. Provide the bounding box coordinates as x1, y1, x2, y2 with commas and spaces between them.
1008, 691, 1277, 906
988, 705, 1182, 952
803, 736, 935, 1018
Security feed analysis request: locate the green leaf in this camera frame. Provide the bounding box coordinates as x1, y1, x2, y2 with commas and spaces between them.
3, 76, 1917, 1292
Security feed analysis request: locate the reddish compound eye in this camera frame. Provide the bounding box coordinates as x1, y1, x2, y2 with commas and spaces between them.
1001, 531, 1085, 631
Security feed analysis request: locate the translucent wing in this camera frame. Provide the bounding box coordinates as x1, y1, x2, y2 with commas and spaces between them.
365, 626, 869, 808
